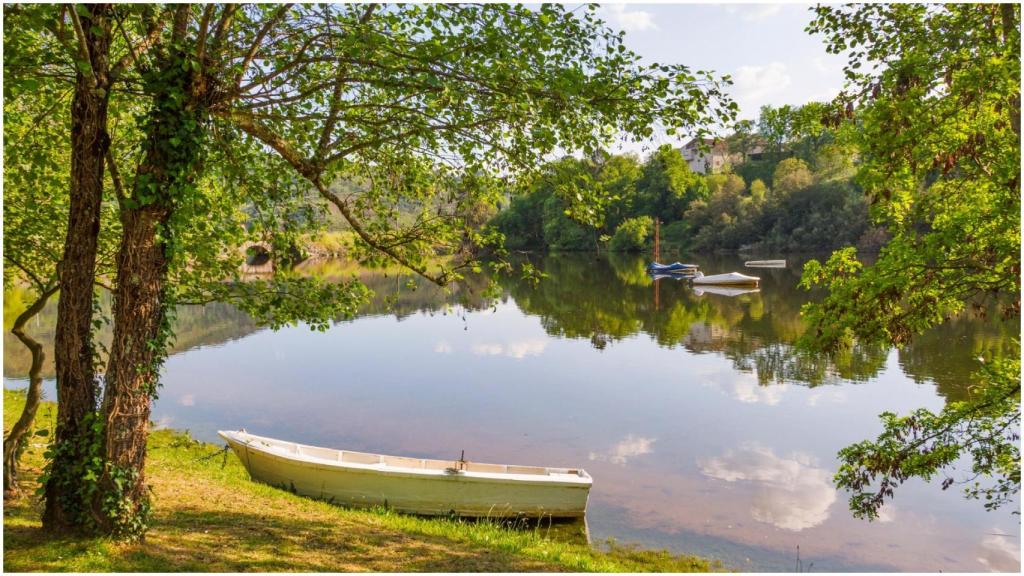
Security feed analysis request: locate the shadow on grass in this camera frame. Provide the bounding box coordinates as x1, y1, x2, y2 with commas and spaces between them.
3, 499, 565, 573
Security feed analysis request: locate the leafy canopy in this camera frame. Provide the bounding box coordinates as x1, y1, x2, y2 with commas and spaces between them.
802, 3, 1020, 520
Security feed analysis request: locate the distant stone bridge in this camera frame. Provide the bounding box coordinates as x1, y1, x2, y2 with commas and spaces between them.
240, 242, 274, 275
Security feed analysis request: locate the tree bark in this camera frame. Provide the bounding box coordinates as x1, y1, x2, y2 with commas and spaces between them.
98, 8, 197, 530
99, 200, 171, 530
3, 286, 59, 498
45, 3, 112, 531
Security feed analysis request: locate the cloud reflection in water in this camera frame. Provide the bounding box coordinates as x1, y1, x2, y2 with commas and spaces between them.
589, 434, 656, 465
700, 444, 837, 531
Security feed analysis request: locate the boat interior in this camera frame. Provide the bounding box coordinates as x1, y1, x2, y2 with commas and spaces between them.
236, 432, 588, 478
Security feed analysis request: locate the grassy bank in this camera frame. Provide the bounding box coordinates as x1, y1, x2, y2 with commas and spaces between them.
3, 389, 718, 572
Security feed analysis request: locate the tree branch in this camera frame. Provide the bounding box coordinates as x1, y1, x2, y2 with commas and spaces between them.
106, 147, 127, 210
221, 110, 451, 285
234, 3, 295, 94
110, 9, 165, 81
66, 3, 98, 88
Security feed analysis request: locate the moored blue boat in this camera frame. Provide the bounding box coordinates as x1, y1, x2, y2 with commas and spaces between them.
647, 261, 698, 273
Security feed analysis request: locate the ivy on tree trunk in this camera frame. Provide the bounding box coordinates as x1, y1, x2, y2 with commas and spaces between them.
45, 2, 112, 532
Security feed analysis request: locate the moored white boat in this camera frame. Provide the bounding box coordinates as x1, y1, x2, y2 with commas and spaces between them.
744, 260, 786, 268
693, 285, 761, 297
691, 271, 760, 286
219, 430, 592, 518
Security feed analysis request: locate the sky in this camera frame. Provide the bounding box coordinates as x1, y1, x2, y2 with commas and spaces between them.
593, 2, 848, 153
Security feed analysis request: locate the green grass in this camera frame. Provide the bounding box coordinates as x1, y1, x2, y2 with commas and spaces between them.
3, 389, 719, 572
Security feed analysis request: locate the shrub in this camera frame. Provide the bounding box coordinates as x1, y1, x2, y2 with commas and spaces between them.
609, 216, 654, 252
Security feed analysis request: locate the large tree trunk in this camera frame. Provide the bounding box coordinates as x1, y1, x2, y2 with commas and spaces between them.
98, 200, 171, 533
45, 3, 112, 531
3, 286, 59, 497
97, 11, 200, 530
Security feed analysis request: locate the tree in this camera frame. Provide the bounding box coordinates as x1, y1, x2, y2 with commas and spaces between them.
2, 3, 153, 525
757, 104, 794, 158
11, 4, 736, 536
772, 157, 812, 197
727, 118, 759, 162
803, 3, 1020, 519
595, 153, 643, 232
636, 144, 705, 221
1, 75, 108, 496
609, 216, 654, 252
749, 178, 769, 202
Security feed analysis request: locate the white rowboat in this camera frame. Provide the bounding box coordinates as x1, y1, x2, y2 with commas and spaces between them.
744, 260, 786, 268
219, 430, 592, 518
691, 271, 760, 286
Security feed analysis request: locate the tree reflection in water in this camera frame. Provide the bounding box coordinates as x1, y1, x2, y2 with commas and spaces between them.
5, 253, 1016, 405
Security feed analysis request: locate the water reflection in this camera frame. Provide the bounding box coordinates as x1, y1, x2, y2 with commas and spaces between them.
589, 435, 656, 466
4, 253, 1019, 572
976, 532, 1021, 572
700, 445, 837, 531
470, 339, 548, 359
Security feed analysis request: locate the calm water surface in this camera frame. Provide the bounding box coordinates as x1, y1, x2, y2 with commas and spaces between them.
5, 253, 1020, 572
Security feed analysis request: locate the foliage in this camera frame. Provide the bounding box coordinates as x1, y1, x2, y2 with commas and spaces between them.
759, 180, 869, 253
635, 144, 705, 221
542, 194, 595, 252
490, 192, 549, 250
37, 413, 107, 532
489, 102, 865, 255
757, 102, 833, 162
803, 3, 1021, 518
835, 356, 1020, 520
609, 216, 654, 252
771, 158, 813, 198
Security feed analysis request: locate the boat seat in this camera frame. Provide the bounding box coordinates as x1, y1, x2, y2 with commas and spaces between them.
381, 455, 424, 468
506, 465, 548, 476
298, 445, 336, 461
340, 451, 383, 465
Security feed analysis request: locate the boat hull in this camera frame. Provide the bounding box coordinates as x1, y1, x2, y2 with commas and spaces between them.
220, 431, 591, 518
647, 261, 698, 272
692, 272, 760, 286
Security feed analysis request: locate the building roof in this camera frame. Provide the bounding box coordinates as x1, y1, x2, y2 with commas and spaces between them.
681, 137, 728, 154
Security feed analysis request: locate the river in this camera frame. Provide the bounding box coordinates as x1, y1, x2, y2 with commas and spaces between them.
4, 253, 1019, 572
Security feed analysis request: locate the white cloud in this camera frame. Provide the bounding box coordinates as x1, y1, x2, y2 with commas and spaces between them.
434, 340, 453, 354
724, 4, 784, 23
179, 394, 195, 407
811, 56, 830, 74
601, 4, 657, 33
732, 61, 792, 114
470, 339, 547, 359
806, 86, 842, 104
700, 444, 836, 531
589, 434, 656, 465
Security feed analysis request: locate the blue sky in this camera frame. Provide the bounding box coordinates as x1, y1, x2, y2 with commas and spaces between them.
594, 2, 847, 152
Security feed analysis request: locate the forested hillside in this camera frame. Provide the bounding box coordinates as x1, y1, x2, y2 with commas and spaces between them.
491, 103, 886, 254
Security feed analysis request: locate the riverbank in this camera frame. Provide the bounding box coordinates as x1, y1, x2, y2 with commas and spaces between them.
2, 389, 718, 572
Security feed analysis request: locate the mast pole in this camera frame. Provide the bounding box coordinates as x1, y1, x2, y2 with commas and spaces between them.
654, 218, 660, 263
